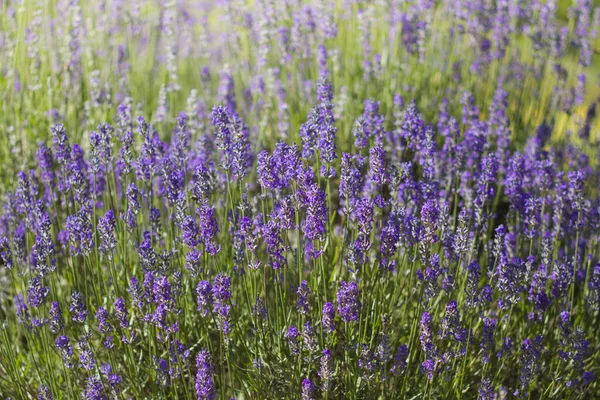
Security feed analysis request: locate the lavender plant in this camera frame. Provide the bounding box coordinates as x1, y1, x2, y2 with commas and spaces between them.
0, 0, 599, 399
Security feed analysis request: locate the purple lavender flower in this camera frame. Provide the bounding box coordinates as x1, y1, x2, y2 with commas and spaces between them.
98, 209, 116, 257
51, 124, 71, 166
373, 332, 392, 368
118, 129, 134, 177
126, 183, 141, 213
362, 100, 385, 146
420, 359, 436, 381
567, 171, 585, 212
69, 291, 87, 323
391, 344, 409, 376
417, 254, 442, 301
439, 301, 468, 350
519, 336, 543, 392
153, 275, 174, 308
13, 294, 30, 326
351, 198, 374, 265
285, 325, 300, 355
379, 215, 400, 271
420, 199, 439, 244
575, 74, 586, 106
36, 142, 55, 202
32, 207, 55, 275
302, 320, 317, 352
320, 348, 333, 391
322, 301, 335, 334
55, 335, 74, 368
65, 209, 94, 256
419, 312, 437, 379
181, 216, 200, 248
401, 100, 425, 150
461, 91, 479, 126
196, 280, 212, 317
369, 146, 387, 187
128, 276, 144, 309
49, 301, 64, 333
587, 264, 600, 308
184, 249, 202, 277
523, 197, 540, 240
104, 335, 114, 350
481, 318, 497, 364
582, 371, 595, 386
474, 154, 498, 225
296, 280, 311, 315
155, 357, 170, 387
257, 142, 301, 191
107, 370, 122, 390
495, 244, 526, 308
212, 274, 231, 335
37, 384, 53, 400
353, 116, 367, 149
0, 236, 13, 269
300, 107, 319, 160
339, 153, 363, 214
359, 343, 376, 380
135, 117, 157, 182
211, 105, 234, 169
336, 281, 361, 322
212, 274, 231, 304
15, 171, 33, 218
83, 375, 105, 400
551, 259, 573, 300
192, 164, 214, 203
464, 261, 481, 308
69, 144, 90, 204
89, 123, 112, 175
161, 156, 186, 212
300, 73, 337, 168
13, 224, 28, 265
558, 311, 589, 378
528, 265, 550, 319
195, 349, 215, 399
301, 378, 315, 400
96, 306, 113, 334
27, 277, 49, 308
318, 122, 337, 166
198, 204, 220, 255
114, 297, 129, 328
478, 378, 495, 399
78, 335, 96, 371
301, 183, 327, 245
138, 233, 158, 271
261, 219, 288, 270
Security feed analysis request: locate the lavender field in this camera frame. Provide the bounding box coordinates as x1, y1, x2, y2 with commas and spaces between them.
0, 0, 599, 399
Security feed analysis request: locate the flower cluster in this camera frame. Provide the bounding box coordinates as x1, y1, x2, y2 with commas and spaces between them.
0, 1, 599, 399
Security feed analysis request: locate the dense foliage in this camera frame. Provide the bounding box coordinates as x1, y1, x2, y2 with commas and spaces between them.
0, 0, 599, 399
